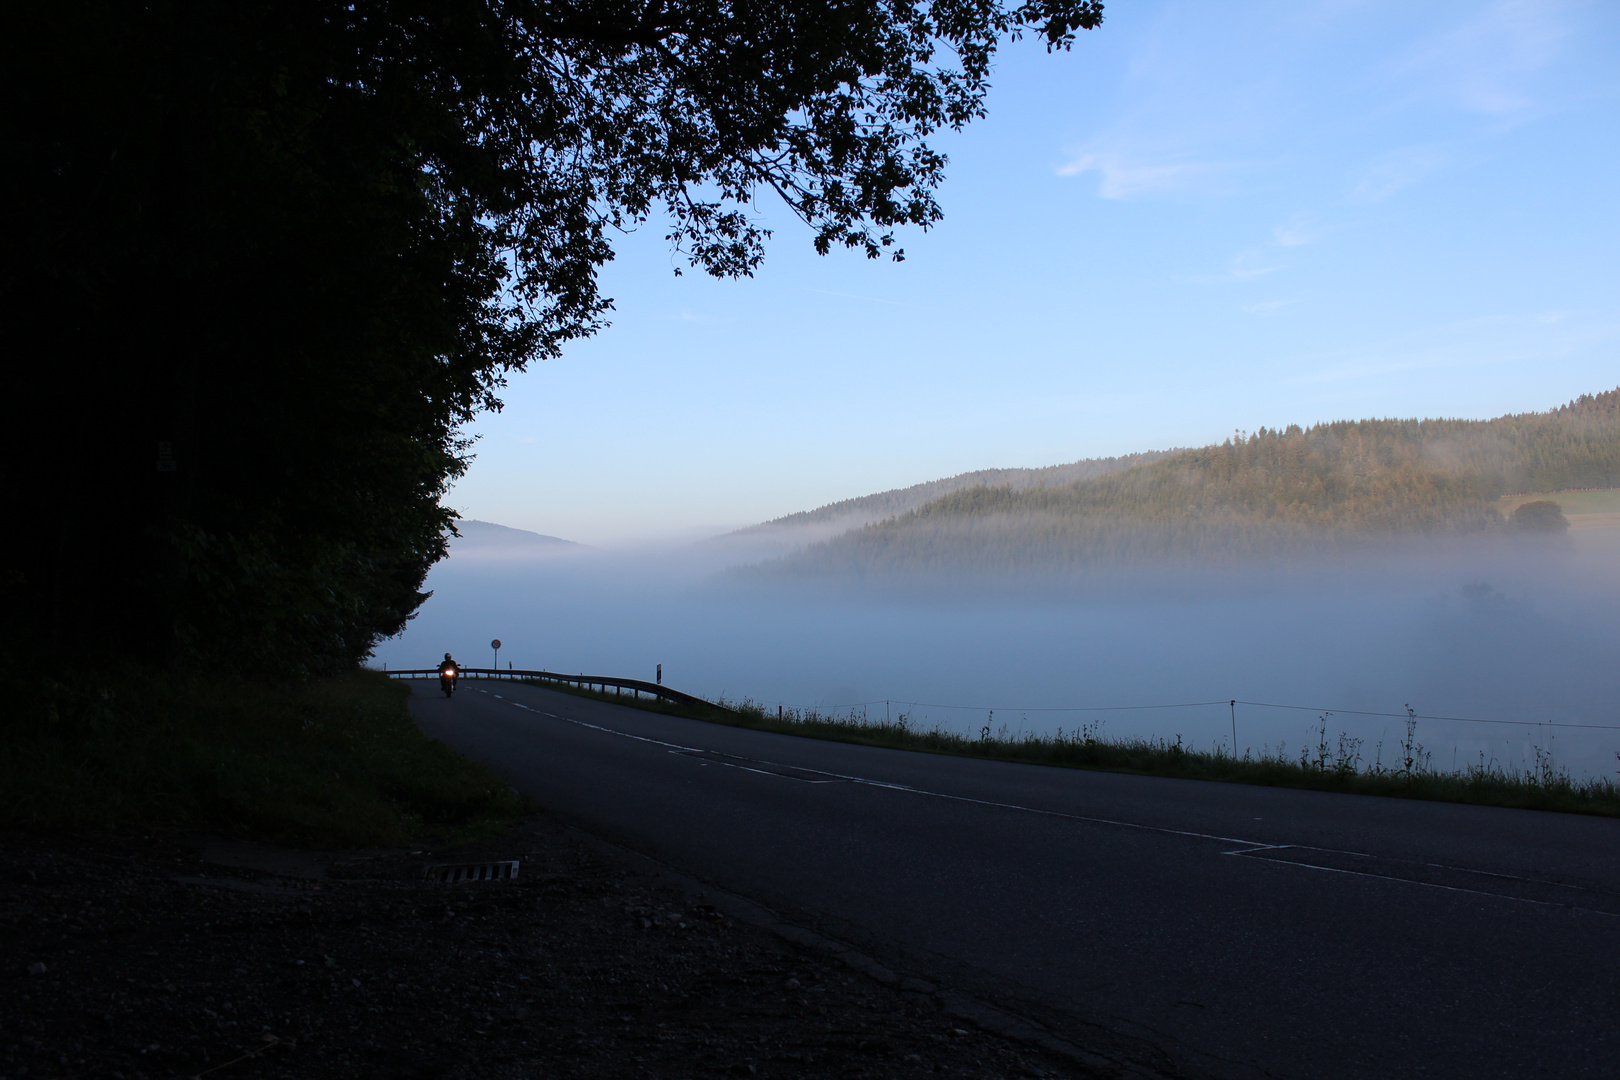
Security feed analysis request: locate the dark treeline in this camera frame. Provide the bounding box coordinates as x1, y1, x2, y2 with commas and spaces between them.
769, 390, 1620, 575
6, 4, 552, 677
3, 0, 1106, 678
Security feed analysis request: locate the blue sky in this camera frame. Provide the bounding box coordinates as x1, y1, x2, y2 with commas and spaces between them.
450, 0, 1620, 545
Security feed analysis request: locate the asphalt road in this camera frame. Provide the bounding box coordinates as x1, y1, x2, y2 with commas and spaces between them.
408, 680, 1620, 1080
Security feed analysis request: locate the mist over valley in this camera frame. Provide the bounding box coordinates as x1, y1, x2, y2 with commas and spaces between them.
382, 392, 1620, 781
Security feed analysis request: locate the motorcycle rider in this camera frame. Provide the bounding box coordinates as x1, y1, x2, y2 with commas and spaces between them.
439, 652, 459, 695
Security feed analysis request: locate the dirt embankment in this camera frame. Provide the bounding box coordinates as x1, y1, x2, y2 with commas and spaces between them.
3, 816, 1095, 1080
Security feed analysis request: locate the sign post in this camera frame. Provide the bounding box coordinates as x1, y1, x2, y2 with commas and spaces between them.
491, 639, 502, 670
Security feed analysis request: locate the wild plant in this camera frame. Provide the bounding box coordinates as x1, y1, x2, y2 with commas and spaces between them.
1334, 732, 1363, 777
1306, 713, 1333, 772
1400, 705, 1425, 778
1533, 741, 1566, 788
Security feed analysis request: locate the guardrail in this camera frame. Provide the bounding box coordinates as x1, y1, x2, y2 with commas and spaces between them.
383, 667, 724, 711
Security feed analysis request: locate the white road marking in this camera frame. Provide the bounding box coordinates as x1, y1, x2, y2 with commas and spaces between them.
467, 687, 1615, 916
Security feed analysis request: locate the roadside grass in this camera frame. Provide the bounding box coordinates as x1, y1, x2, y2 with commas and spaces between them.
511, 677, 1620, 818
1, 667, 528, 846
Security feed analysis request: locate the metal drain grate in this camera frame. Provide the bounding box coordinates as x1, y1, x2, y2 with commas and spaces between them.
424, 860, 520, 883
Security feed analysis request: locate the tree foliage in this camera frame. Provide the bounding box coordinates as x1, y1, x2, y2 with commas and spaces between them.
1510, 501, 1570, 533
1, 0, 1102, 676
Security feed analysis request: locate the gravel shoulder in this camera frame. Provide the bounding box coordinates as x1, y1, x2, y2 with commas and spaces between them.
2, 815, 1103, 1080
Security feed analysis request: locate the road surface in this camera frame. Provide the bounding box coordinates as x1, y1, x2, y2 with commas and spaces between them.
408, 680, 1619, 1079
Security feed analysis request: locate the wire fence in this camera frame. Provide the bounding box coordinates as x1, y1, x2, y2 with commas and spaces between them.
790, 696, 1620, 732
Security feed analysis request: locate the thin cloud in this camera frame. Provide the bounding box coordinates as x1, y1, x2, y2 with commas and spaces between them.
1056, 149, 1237, 200
806, 288, 909, 307
1244, 299, 1302, 315
1349, 144, 1448, 202
1292, 311, 1620, 385
1391, 0, 1567, 118
676, 310, 736, 325
1226, 253, 1279, 281
1272, 217, 1319, 248
1185, 249, 1280, 285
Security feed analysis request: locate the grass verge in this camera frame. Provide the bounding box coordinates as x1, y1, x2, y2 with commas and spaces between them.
2, 667, 527, 846
514, 678, 1620, 818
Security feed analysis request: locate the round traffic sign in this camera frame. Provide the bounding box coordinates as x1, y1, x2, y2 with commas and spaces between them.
491, 639, 502, 650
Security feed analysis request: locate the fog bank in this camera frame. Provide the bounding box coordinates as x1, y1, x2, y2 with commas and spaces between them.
375, 527, 1620, 780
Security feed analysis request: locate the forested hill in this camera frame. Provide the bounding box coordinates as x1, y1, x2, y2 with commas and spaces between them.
763, 390, 1620, 575
450, 520, 578, 551
737, 451, 1175, 534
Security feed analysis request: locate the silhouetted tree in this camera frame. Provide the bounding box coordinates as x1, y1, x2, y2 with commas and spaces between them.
0, 0, 1103, 676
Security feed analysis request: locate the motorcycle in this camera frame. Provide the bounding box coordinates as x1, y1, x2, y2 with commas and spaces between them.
439, 665, 457, 697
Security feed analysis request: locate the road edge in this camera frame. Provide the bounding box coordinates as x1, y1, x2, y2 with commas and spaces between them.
555, 819, 1177, 1080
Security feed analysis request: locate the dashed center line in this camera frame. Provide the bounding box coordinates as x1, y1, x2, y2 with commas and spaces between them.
467, 686, 1616, 916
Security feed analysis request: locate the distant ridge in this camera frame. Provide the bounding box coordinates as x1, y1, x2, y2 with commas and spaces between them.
736, 451, 1176, 535
752, 389, 1620, 576
450, 519, 580, 551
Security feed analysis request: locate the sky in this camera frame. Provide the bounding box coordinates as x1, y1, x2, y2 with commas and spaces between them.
448, 0, 1620, 546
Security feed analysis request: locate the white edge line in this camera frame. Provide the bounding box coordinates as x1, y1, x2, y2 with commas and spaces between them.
475, 689, 1617, 916
1227, 852, 1615, 915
